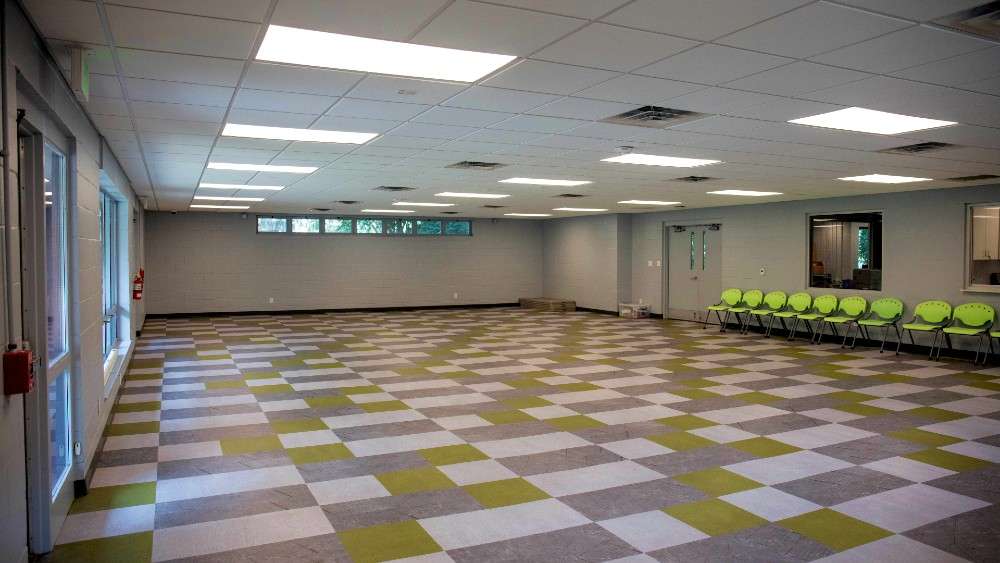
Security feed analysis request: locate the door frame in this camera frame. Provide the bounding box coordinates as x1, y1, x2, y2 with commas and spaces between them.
662, 220, 723, 322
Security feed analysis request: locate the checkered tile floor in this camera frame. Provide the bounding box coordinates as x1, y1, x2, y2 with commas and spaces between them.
46, 308, 1000, 562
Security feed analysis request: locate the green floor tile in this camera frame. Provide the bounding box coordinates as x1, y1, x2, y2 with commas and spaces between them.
205, 380, 246, 389
728, 437, 800, 458
342, 385, 383, 395
243, 371, 282, 380
660, 414, 715, 430
827, 391, 877, 403
734, 391, 782, 404
481, 410, 536, 425
501, 396, 551, 409
271, 418, 328, 434
546, 415, 604, 431
908, 407, 968, 422
888, 428, 962, 447
463, 478, 550, 508
46, 531, 153, 563
969, 381, 1000, 392
339, 520, 442, 563
377, 466, 455, 495
69, 482, 156, 514
779, 509, 891, 551
220, 435, 283, 455
679, 378, 716, 388
665, 499, 767, 536
673, 467, 763, 496
270, 358, 305, 368
105, 421, 160, 436
904, 448, 989, 472
125, 373, 161, 381
674, 389, 717, 400
287, 443, 353, 465
250, 383, 295, 394
556, 382, 600, 392
305, 395, 354, 409
420, 444, 488, 466
361, 400, 410, 412
113, 401, 161, 413
505, 378, 546, 389
646, 431, 714, 451
836, 403, 891, 417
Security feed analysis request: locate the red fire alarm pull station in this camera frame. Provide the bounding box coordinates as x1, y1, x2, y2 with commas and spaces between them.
3, 347, 35, 395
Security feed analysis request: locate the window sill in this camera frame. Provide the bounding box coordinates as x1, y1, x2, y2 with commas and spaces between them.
962, 285, 1000, 295
102, 339, 134, 399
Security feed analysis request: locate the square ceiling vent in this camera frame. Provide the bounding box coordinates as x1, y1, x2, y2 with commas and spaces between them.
373, 186, 416, 192
600, 106, 710, 129
445, 160, 507, 170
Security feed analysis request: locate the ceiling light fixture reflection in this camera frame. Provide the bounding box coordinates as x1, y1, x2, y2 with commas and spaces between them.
193, 196, 265, 202
392, 202, 455, 207
789, 107, 956, 135
707, 190, 782, 196
207, 162, 317, 173
435, 192, 510, 199
190, 204, 250, 210
504, 213, 551, 217
199, 183, 285, 191
553, 207, 608, 212
362, 209, 415, 213
602, 153, 721, 168
838, 174, 932, 184
618, 200, 682, 206
256, 25, 516, 82
222, 123, 378, 144
499, 177, 593, 187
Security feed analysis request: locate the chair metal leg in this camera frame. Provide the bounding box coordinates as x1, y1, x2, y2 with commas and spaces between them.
974, 335, 983, 365
766, 315, 776, 338
720, 311, 731, 333
787, 318, 799, 341
841, 323, 852, 348
878, 325, 888, 353
893, 325, 901, 355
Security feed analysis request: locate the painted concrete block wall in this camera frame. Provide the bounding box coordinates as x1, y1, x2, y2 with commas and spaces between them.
144, 212, 543, 314
542, 214, 621, 311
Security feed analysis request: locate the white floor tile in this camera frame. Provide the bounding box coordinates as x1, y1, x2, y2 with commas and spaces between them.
473, 432, 590, 459
862, 456, 956, 482
597, 510, 708, 552
600, 438, 673, 459
588, 405, 683, 425
941, 440, 1000, 463
57, 505, 155, 544
636, 392, 689, 405
308, 475, 390, 505
591, 375, 664, 389
381, 379, 461, 392
769, 424, 877, 449
259, 399, 310, 412
721, 487, 820, 521
438, 459, 518, 486
346, 430, 463, 457
323, 410, 426, 429
434, 414, 492, 430
540, 389, 626, 405
689, 425, 757, 444
113, 411, 161, 424
799, 408, 863, 423
102, 433, 159, 451
920, 416, 1000, 440
764, 384, 839, 399
526, 461, 663, 497
520, 405, 578, 420
833, 484, 989, 532
91, 463, 158, 488
403, 393, 494, 409
278, 430, 341, 448
698, 404, 789, 424
935, 397, 1000, 416
160, 394, 257, 410
857, 383, 931, 398
704, 372, 776, 385
814, 534, 968, 563
159, 412, 269, 432
725, 451, 853, 485
157, 441, 223, 462
420, 499, 589, 550
155, 465, 304, 503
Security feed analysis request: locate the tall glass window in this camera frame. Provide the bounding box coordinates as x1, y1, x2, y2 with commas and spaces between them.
48, 370, 71, 498
100, 192, 120, 359
43, 144, 69, 364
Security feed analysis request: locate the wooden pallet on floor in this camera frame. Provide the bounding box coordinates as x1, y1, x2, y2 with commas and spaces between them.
519, 297, 576, 312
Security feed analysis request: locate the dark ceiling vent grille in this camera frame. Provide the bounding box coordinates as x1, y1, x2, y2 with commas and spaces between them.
948, 174, 1000, 182
481, 204, 506, 209
373, 186, 416, 192
337, 200, 359, 204
446, 160, 507, 170
440, 211, 459, 214
879, 142, 958, 155
309, 207, 331, 212
555, 193, 586, 198
933, 1, 1000, 41
600, 106, 710, 128
674, 175, 716, 182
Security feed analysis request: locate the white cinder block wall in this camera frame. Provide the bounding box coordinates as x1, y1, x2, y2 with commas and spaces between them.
144, 212, 543, 314
542, 214, 622, 311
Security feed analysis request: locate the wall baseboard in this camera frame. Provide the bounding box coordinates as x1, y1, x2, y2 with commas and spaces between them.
575, 306, 619, 316
145, 302, 521, 319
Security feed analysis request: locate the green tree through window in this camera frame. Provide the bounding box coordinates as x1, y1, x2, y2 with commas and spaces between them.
857, 227, 870, 269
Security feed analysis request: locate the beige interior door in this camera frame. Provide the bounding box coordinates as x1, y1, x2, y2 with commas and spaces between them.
667, 225, 722, 322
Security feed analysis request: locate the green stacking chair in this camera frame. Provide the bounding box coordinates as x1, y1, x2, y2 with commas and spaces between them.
942, 303, 995, 365
746, 291, 787, 337
899, 300, 952, 359
726, 290, 763, 335
820, 296, 867, 347
772, 292, 812, 341
791, 294, 838, 343
855, 297, 904, 353
992, 330, 1000, 364
704, 288, 742, 331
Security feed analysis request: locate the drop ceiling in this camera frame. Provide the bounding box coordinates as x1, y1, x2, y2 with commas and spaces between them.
21, 0, 1000, 218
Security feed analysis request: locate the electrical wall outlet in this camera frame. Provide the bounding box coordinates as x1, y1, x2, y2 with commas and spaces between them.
759, 267, 766, 276
453, 292, 459, 300
268, 297, 275, 304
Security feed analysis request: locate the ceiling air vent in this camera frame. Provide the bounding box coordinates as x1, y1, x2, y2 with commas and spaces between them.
674, 176, 716, 182
947, 174, 1000, 182
879, 142, 958, 155
441, 211, 459, 214
600, 106, 710, 129
555, 193, 586, 198
337, 200, 359, 204
373, 186, 416, 192
446, 160, 507, 170
481, 204, 506, 209
933, 1, 1000, 41
309, 207, 331, 212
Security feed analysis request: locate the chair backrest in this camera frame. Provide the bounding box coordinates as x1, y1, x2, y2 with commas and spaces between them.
913, 300, 952, 324
813, 294, 838, 315
741, 289, 764, 309
838, 296, 868, 318
786, 292, 812, 313
952, 303, 996, 329
762, 291, 787, 310
720, 288, 742, 307
869, 297, 903, 321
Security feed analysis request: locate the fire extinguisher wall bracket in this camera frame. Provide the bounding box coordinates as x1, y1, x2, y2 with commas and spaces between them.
132, 272, 144, 300
3, 348, 35, 395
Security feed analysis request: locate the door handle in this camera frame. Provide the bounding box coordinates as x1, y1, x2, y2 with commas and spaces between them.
690, 276, 698, 280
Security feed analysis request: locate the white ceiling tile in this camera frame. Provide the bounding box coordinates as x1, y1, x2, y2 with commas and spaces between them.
528, 97, 634, 120
107, 0, 272, 21
106, 5, 259, 59
242, 63, 363, 96
413, 0, 583, 56
575, 75, 703, 104
226, 109, 318, 128
458, 128, 547, 144
368, 135, 448, 149
115, 49, 245, 87
483, 60, 618, 95
555, 122, 646, 141
349, 76, 466, 105
89, 74, 124, 99
309, 115, 402, 133
92, 114, 135, 132
442, 87, 559, 113
486, 0, 630, 19
23, 0, 105, 44
723, 62, 870, 96
234, 88, 338, 114
125, 78, 235, 107
414, 107, 514, 127
379, 122, 478, 140
719, 2, 910, 58
835, 0, 986, 21
675, 115, 919, 151
962, 75, 1000, 97
328, 99, 431, 121
638, 44, 792, 86
214, 137, 290, 151
136, 118, 221, 136
534, 23, 698, 72
891, 47, 1000, 86
492, 115, 589, 134
271, 0, 450, 41
129, 101, 226, 123
811, 25, 993, 74
663, 87, 788, 114
603, 0, 812, 41
84, 96, 130, 117
728, 98, 845, 123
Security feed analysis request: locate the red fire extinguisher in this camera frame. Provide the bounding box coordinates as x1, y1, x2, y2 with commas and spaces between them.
132, 268, 144, 300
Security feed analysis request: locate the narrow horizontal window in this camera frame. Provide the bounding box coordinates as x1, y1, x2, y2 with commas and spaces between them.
385, 219, 415, 235
324, 218, 353, 234
416, 220, 442, 235
291, 217, 320, 233
356, 218, 383, 234
257, 216, 288, 233
444, 220, 472, 236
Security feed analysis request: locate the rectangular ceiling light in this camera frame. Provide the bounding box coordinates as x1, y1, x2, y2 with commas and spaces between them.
222, 123, 378, 144
707, 190, 782, 196
789, 107, 956, 135
392, 202, 455, 207
362, 209, 415, 213
602, 153, 721, 167
435, 192, 510, 199
193, 196, 265, 202
257, 25, 516, 82
499, 177, 593, 187
619, 200, 682, 205
207, 162, 317, 173
504, 213, 551, 217
199, 182, 285, 191
553, 207, 608, 212
838, 174, 932, 184
190, 204, 250, 210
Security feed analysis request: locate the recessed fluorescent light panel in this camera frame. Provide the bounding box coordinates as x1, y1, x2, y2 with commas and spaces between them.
504, 213, 551, 217
707, 190, 782, 196
193, 196, 265, 202
392, 202, 455, 207
199, 183, 285, 191
435, 192, 510, 199
789, 107, 956, 135
619, 200, 682, 206
499, 178, 592, 187
553, 207, 608, 212
602, 153, 721, 168
257, 25, 516, 82
362, 209, 414, 213
207, 162, 317, 173
190, 204, 250, 210
838, 174, 932, 184
222, 123, 378, 144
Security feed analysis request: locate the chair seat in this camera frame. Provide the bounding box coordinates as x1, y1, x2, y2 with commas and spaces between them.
772, 311, 799, 318
728, 307, 750, 313
706, 305, 729, 311
942, 326, 988, 336
824, 316, 857, 324
858, 319, 892, 327
992, 331, 1000, 338
903, 323, 941, 331
796, 313, 825, 320
749, 308, 774, 316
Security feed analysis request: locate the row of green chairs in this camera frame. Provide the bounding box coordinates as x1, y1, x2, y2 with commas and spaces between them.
705, 289, 998, 364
